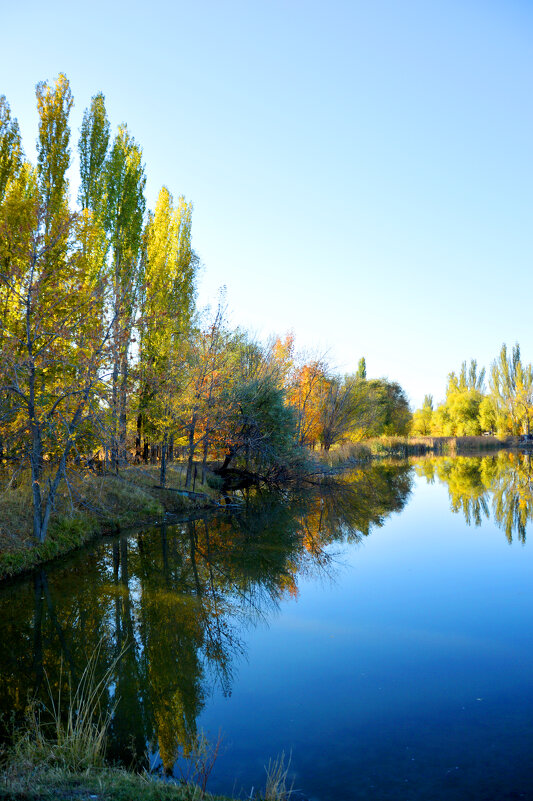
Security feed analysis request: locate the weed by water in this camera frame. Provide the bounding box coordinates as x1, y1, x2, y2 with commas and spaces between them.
262, 751, 294, 801
11, 639, 126, 773
172, 729, 224, 798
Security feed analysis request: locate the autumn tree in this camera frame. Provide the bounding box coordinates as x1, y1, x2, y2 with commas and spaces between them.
137, 185, 198, 484
0, 95, 22, 203
318, 374, 373, 450
427, 360, 486, 436
490, 344, 533, 436
411, 395, 433, 435
103, 124, 146, 467
289, 356, 328, 448
0, 198, 116, 542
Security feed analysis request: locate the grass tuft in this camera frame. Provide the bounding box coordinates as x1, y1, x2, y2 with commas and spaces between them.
11, 640, 126, 773
262, 751, 294, 801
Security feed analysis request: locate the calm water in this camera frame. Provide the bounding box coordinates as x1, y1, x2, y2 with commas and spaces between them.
1, 454, 533, 800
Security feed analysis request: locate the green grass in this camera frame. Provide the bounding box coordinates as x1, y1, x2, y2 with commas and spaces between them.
0, 764, 235, 801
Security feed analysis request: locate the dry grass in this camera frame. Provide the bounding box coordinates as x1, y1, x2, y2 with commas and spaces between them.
315, 434, 510, 468
0, 467, 165, 579
121, 463, 220, 511
318, 441, 372, 466
1, 642, 232, 801
262, 752, 294, 801
365, 435, 508, 457
0, 459, 224, 579
10, 640, 126, 773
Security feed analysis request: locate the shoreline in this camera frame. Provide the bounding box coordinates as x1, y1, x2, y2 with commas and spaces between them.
0, 438, 520, 583
0, 465, 222, 582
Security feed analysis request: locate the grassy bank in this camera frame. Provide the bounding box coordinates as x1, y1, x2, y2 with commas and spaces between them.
0, 464, 220, 580
367, 434, 510, 457
320, 434, 511, 466
0, 765, 233, 801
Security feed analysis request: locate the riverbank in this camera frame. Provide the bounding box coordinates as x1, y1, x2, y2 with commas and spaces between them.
321, 434, 511, 464
0, 464, 220, 581
0, 436, 516, 581
0, 764, 234, 801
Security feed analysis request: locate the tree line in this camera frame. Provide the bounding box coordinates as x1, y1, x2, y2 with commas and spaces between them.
0, 74, 410, 543
411, 345, 533, 437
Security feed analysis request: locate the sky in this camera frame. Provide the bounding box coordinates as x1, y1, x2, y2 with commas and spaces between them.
1, 0, 532, 407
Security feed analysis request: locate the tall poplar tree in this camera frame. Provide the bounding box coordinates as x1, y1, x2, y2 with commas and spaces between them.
35, 73, 73, 237
103, 124, 146, 466
0, 96, 22, 203
139, 186, 198, 480
77, 94, 110, 352
79, 92, 110, 215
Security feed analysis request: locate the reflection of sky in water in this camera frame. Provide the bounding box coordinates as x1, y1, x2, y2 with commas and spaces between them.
199, 472, 533, 801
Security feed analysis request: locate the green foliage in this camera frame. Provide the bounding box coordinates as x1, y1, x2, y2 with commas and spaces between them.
78, 92, 110, 213
413, 350, 533, 438
363, 379, 412, 436
0, 95, 22, 202
411, 395, 433, 435
35, 73, 73, 223
104, 124, 146, 261
228, 374, 298, 468
1, 74, 416, 543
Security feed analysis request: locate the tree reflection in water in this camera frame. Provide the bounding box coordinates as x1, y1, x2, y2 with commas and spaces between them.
415, 451, 533, 543
0, 462, 412, 774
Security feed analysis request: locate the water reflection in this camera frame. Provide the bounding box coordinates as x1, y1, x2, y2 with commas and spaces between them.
0, 462, 411, 774
415, 452, 533, 542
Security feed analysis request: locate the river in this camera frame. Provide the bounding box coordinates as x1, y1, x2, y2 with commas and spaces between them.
1, 453, 532, 800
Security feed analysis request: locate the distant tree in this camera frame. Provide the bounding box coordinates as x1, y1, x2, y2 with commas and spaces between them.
429, 359, 486, 436
478, 395, 497, 434
411, 394, 433, 435
364, 379, 411, 436
490, 344, 533, 435
289, 357, 328, 448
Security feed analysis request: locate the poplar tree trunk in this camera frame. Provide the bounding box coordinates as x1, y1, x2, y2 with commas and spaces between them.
160, 433, 167, 487
111, 354, 120, 472
201, 426, 209, 484
185, 414, 197, 488
119, 351, 129, 463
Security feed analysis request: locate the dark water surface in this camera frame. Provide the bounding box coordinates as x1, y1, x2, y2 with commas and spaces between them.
1, 454, 533, 800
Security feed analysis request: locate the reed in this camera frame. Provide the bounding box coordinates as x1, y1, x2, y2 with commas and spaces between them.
262, 751, 294, 801
12, 640, 126, 772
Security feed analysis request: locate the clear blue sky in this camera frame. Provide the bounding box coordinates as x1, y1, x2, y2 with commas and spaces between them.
2, 0, 532, 407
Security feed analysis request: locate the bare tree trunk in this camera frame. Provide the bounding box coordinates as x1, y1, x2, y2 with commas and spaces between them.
29, 362, 44, 541
160, 432, 167, 487
185, 413, 197, 488
201, 425, 209, 484
111, 354, 120, 473
135, 412, 142, 462
119, 350, 129, 463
